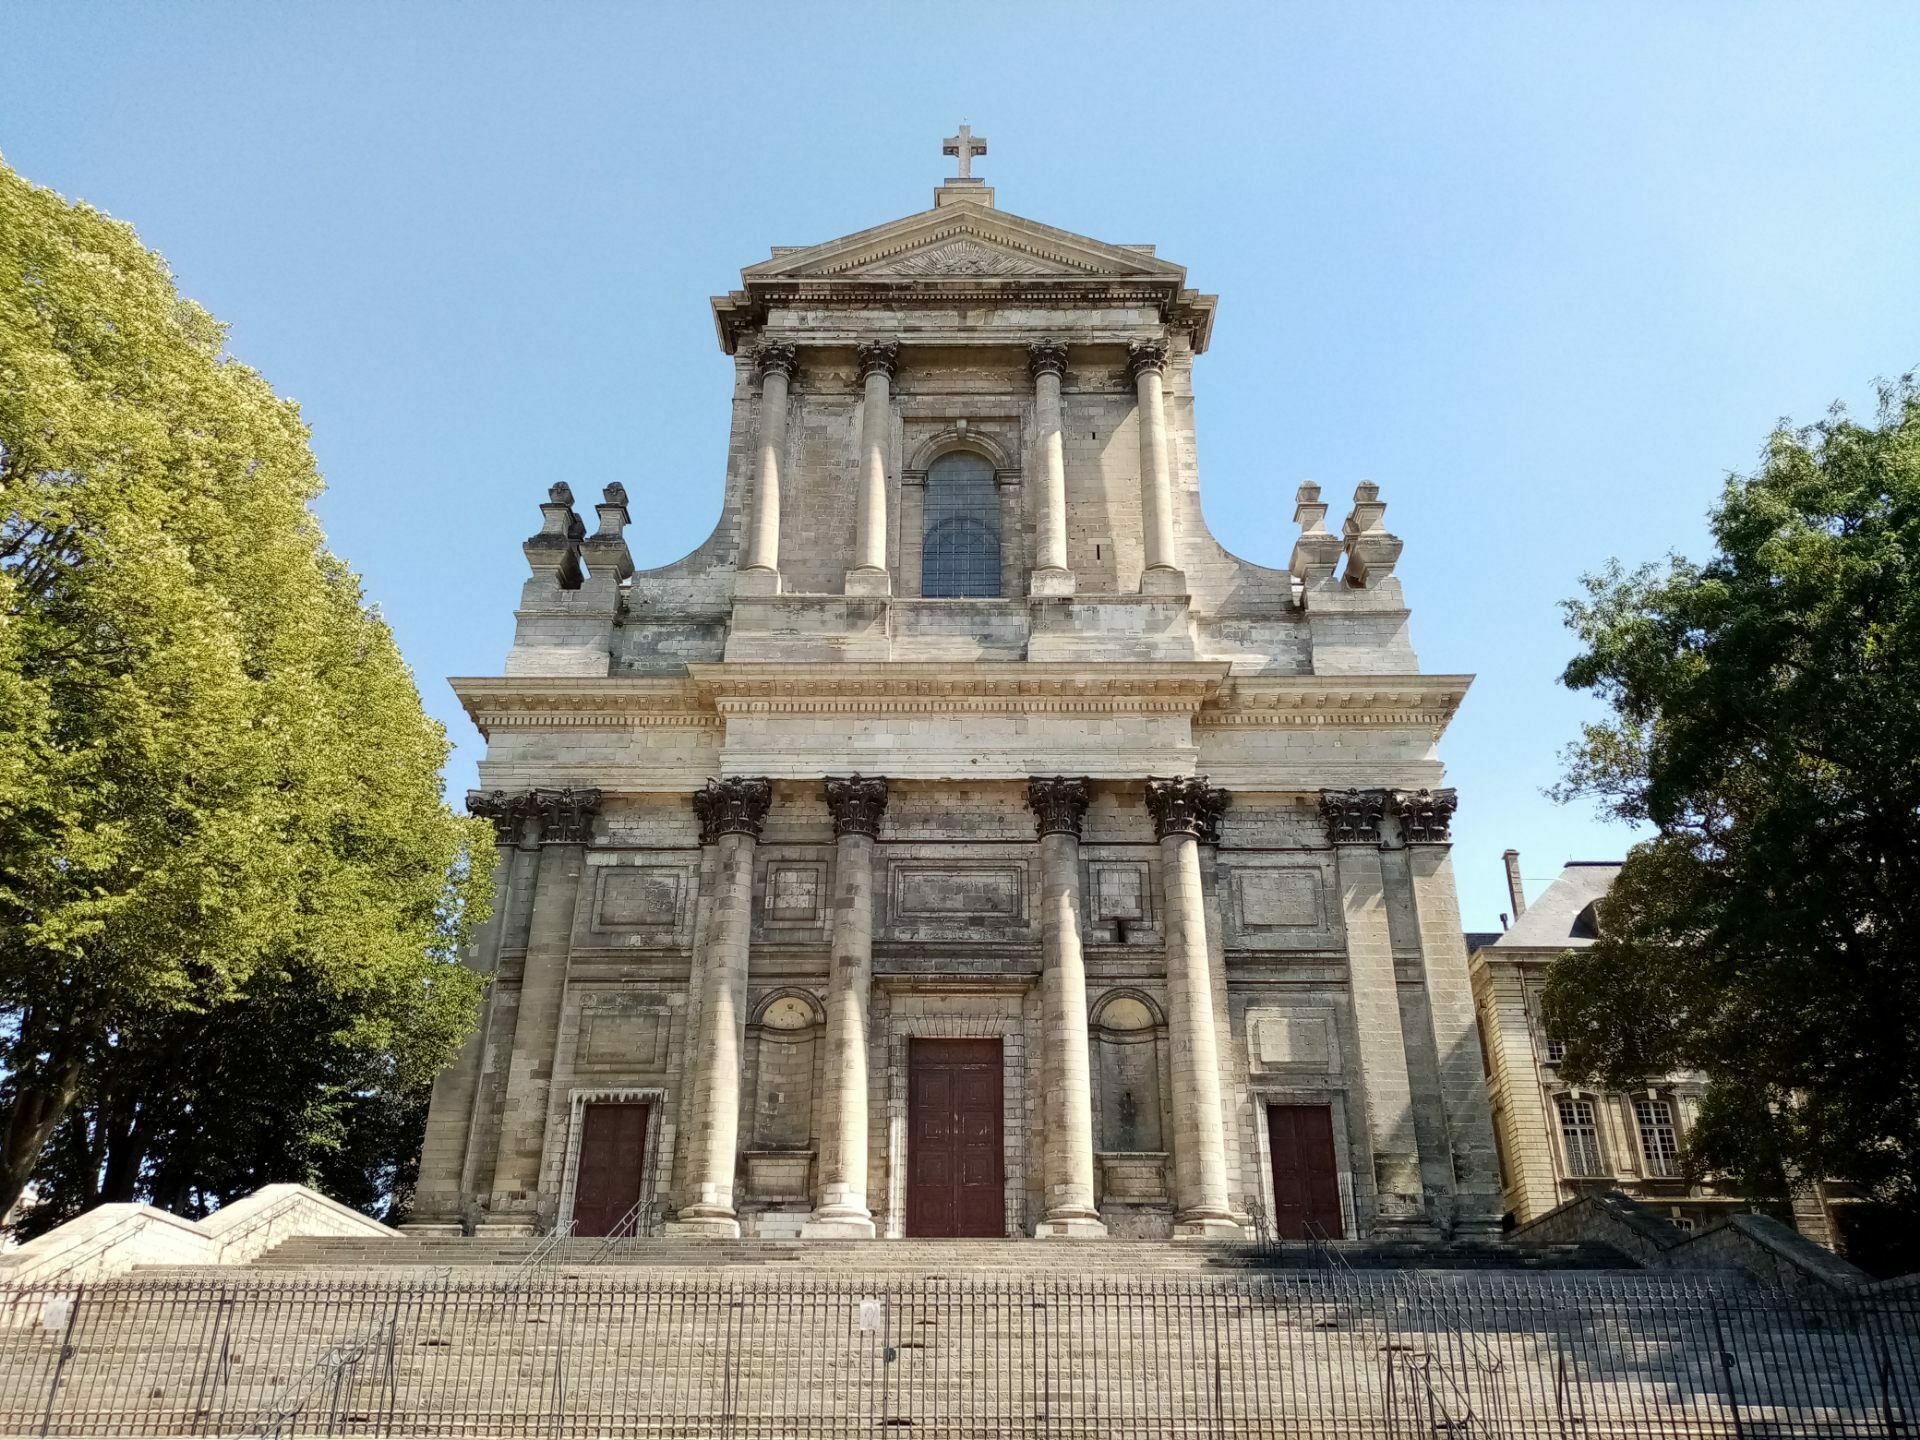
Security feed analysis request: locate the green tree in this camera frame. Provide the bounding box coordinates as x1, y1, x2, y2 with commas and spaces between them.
0, 157, 490, 1224
1544, 379, 1920, 1221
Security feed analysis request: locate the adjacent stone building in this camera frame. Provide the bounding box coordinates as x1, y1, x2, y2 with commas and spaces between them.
409, 134, 1503, 1243
1469, 854, 1756, 1234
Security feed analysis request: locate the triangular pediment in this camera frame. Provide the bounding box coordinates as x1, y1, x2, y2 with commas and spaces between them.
740, 204, 1187, 285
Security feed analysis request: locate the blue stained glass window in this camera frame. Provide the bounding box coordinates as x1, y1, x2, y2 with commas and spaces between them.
921, 452, 1001, 597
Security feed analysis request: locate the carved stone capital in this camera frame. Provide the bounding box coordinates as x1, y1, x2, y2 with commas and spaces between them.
1125, 339, 1168, 381
758, 344, 800, 383
855, 341, 899, 383
824, 774, 889, 838
1390, 788, 1458, 845
1320, 788, 1387, 847
533, 786, 602, 845
1028, 340, 1069, 381
1145, 776, 1228, 842
693, 776, 773, 842
466, 788, 534, 845
1027, 776, 1090, 838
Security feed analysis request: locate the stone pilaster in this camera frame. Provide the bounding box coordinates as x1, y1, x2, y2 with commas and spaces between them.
740, 346, 798, 592
1320, 788, 1427, 1233
1028, 341, 1074, 596
804, 775, 888, 1237
848, 343, 897, 596
409, 789, 533, 1231
1391, 788, 1503, 1236
1127, 340, 1182, 593
670, 807, 724, 1216
1146, 776, 1239, 1237
672, 776, 772, 1237
484, 786, 600, 1231
1028, 777, 1105, 1237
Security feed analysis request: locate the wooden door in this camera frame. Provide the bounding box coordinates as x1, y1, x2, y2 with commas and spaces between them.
1266, 1103, 1344, 1240
907, 1039, 1005, 1237
572, 1101, 649, 1237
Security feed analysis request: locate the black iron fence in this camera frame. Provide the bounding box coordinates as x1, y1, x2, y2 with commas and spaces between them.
1, 1268, 1915, 1438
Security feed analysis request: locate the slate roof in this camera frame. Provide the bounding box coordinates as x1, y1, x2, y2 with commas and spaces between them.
1487, 861, 1622, 952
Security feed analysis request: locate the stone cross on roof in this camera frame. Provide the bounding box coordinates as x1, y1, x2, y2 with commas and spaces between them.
942, 124, 987, 179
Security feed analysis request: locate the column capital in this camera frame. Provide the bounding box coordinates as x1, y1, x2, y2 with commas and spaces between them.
1028, 339, 1069, 380
694, 776, 773, 841
533, 786, 601, 845
1125, 338, 1168, 380
757, 344, 800, 383
1389, 787, 1458, 844
824, 774, 889, 838
855, 340, 899, 382
1319, 787, 1387, 846
466, 788, 534, 845
1027, 775, 1090, 838
1145, 775, 1228, 842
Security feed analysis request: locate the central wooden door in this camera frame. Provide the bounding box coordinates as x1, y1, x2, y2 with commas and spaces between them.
907, 1038, 1005, 1237
1266, 1103, 1344, 1240
572, 1101, 650, 1237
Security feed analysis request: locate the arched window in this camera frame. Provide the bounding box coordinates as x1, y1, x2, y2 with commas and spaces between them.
921, 452, 1000, 597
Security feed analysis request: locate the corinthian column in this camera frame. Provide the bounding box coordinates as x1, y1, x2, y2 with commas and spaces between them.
1029, 777, 1106, 1237
740, 345, 798, 592
671, 776, 772, 1237
804, 775, 888, 1238
1127, 339, 1182, 591
1146, 776, 1240, 1237
848, 343, 897, 596
1028, 341, 1074, 597
485, 785, 600, 1232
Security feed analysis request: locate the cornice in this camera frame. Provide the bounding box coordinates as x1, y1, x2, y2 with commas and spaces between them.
451, 668, 1471, 738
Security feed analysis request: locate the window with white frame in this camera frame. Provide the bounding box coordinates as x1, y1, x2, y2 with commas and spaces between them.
1555, 1095, 1605, 1177
1544, 1036, 1567, 1065
1635, 1096, 1681, 1178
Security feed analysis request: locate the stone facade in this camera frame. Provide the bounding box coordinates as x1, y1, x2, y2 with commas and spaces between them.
411, 141, 1501, 1241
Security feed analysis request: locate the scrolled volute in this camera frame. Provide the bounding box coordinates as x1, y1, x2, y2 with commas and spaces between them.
1145, 775, 1228, 841
534, 786, 602, 845
1319, 788, 1387, 847
1390, 787, 1458, 845
1027, 775, 1091, 838
824, 774, 889, 838
694, 776, 773, 842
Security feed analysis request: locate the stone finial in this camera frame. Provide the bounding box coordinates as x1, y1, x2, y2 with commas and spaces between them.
1288, 481, 1345, 584
1145, 776, 1229, 842
1340, 481, 1403, 588
855, 341, 899, 383
466, 788, 534, 845
758, 344, 801, 383
1319, 788, 1387, 846
1027, 776, 1091, 838
1125, 339, 1168, 381
533, 786, 602, 845
1028, 340, 1069, 381
524, 485, 586, 588
824, 774, 889, 838
583, 482, 634, 582
1390, 788, 1458, 845
693, 776, 773, 843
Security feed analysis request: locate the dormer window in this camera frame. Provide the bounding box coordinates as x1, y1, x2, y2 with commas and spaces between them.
921, 452, 1001, 597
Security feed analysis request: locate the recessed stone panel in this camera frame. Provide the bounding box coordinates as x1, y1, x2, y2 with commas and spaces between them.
766, 863, 825, 924
893, 864, 1024, 921
1247, 1006, 1341, 1076
579, 993, 669, 1069
1221, 859, 1338, 951
594, 867, 685, 930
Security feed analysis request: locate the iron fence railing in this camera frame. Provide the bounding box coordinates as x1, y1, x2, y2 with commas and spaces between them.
0, 1267, 1914, 1438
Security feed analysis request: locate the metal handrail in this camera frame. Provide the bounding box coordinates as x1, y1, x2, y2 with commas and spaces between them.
585, 1196, 659, 1264
509, 1217, 578, 1286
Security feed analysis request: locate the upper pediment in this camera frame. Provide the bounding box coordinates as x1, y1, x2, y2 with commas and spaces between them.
740, 203, 1188, 285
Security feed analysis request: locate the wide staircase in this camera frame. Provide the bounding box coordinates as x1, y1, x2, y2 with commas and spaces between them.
2, 1233, 1913, 1437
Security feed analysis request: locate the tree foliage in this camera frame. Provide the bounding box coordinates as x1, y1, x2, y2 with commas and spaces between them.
1544, 379, 1920, 1216
0, 157, 490, 1226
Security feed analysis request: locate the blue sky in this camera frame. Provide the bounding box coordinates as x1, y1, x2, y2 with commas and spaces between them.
5, 3, 1917, 930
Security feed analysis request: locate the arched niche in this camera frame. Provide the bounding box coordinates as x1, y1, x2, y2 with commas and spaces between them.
745, 988, 825, 1153
1090, 989, 1169, 1154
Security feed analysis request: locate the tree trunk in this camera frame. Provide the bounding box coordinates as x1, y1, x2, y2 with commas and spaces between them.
0, 1052, 83, 1222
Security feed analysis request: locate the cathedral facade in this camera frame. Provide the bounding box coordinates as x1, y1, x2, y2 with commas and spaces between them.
410, 138, 1502, 1243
